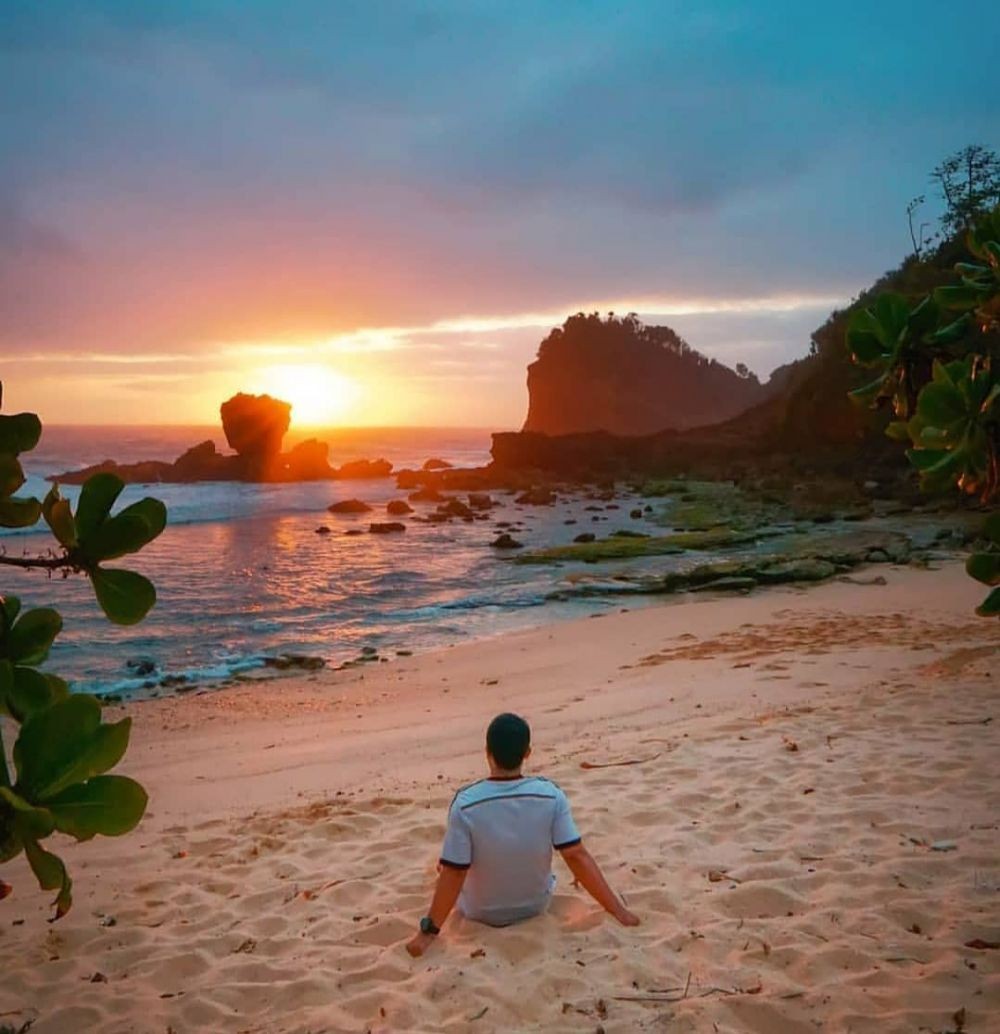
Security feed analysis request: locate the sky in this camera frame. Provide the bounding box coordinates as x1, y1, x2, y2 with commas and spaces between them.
2, 1, 999, 428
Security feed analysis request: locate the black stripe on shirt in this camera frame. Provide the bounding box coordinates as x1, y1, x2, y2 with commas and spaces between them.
459, 792, 557, 811
554, 837, 583, 850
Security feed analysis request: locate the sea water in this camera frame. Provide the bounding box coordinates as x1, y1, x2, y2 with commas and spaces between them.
2, 426, 662, 698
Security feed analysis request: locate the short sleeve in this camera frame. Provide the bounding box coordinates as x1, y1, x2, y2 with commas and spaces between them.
552, 788, 582, 849
440, 801, 472, 869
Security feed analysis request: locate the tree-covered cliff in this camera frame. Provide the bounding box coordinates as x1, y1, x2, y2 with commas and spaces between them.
522, 313, 773, 435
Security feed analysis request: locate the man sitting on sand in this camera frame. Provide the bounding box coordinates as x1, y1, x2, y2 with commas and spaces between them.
406, 712, 639, 957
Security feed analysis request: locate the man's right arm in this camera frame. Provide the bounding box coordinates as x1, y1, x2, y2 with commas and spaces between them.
558, 842, 640, 926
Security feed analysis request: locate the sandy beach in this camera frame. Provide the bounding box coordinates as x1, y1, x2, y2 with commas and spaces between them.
1, 559, 998, 1033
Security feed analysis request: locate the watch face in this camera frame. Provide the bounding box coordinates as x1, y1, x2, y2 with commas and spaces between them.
420, 916, 438, 935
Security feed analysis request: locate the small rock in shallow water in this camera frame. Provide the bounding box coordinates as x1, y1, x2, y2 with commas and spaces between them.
369, 521, 406, 533
573, 533, 596, 543
315, 525, 332, 535
329, 498, 372, 514
264, 654, 326, 671
516, 488, 556, 506
409, 486, 445, 503
438, 498, 474, 518
491, 533, 524, 549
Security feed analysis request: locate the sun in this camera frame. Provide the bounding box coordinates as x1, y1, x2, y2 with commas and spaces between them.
252, 363, 361, 426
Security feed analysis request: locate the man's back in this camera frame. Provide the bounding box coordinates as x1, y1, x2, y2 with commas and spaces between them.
441, 775, 580, 926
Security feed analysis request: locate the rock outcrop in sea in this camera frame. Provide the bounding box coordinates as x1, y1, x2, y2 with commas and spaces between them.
50, 393, 396, 485
220, 393, 291, 472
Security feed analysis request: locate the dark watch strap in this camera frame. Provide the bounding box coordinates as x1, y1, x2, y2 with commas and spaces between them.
419, 916, 440, 935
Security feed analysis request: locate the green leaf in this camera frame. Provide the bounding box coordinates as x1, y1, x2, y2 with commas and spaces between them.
0, 660, 12, 721
0, 454, 26, 497
0, 820, 19, 862
966, 552, 1000, 586
905, 448, 955, 472
0, 412, 42, 455
976, 586, 1000, 618
4, 665, 68, 721
916, 382, 968, 430
849, 372, 890, 407
885, 420, 912, 443
45, 673, 71, 699
83, 498, 166, 561
914, 425, 951, 447
75, 472, 125, 541
954, 262, 990, 277
931, 359, 957, 387
1, 595, 20, 627
13, 695, 131, 801
0, 787, 55, 840
0, 495, 42, 529
47, 775, 148, 841
980, 383, 1000, 415
84, 513, 152, 561
873, 293, 910, 343
928, 314, 972, 346
983, 513, 1000, 545
6, 607, 62, 666
906, 295, 939, 337
42, 486, 77, 548
846, 310, 887, 364
118, 497, 167, 540
22, 836, 72, 918
935, 284, 983, 310
90, 567, 156, 625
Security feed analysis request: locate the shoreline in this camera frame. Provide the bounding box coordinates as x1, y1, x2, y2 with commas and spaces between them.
1, 558, 997, 1032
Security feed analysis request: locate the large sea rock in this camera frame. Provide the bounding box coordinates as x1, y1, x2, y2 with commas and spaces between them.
220, 393, 291, 468
285, 438, 335, 480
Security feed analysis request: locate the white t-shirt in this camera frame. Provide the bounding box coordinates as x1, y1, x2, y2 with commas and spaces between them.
440, 775, 581, 926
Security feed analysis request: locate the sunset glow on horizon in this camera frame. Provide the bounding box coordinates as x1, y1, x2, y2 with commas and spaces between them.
246, 364, 364, 428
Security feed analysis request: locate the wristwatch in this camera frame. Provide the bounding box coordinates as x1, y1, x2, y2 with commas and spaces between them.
419, 916, 440, 936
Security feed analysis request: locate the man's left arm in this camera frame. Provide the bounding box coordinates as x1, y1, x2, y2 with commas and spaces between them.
407, 800, 472, 958
405, 863, 468, 957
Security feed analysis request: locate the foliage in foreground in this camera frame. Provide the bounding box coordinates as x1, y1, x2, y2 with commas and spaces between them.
0, 383, 164, 917
846, 203, 1000, 616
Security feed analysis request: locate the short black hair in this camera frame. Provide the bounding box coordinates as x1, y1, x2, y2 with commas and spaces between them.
486, 713, 530, 770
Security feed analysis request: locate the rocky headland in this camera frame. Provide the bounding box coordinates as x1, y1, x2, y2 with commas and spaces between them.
522, 313, 784, 435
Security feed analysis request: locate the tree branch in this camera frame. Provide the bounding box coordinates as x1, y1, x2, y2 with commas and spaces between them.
0, 553, 76, 572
